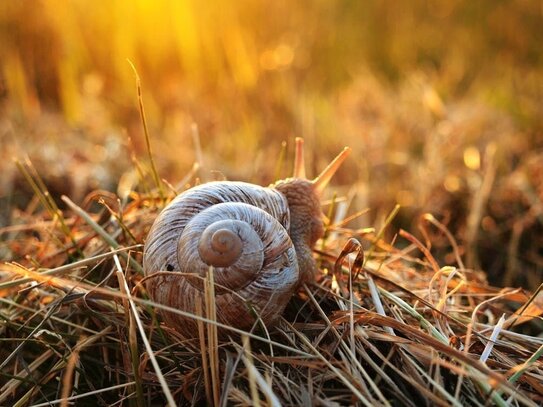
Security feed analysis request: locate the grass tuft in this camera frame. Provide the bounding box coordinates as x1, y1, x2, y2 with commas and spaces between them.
1, 162, 542, 406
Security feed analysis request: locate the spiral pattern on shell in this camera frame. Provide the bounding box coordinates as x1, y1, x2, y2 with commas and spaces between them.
143, 181, 300, 337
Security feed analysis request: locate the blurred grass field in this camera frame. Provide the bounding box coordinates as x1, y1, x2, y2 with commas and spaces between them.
1, 1, 543, 284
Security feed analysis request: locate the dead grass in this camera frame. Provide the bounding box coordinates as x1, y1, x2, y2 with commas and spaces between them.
0, 3, 542, 403
0, 165, 542, 405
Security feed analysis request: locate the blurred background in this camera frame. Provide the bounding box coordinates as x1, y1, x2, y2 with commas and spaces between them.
0, 0, 542, 288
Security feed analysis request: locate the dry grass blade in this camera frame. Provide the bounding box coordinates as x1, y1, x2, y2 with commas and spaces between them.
195, 297, 212, 405
242, 335, 261, 406
420, 213, 465, 270
0, 245, 142, 290
29, 382, 137, 407
505, 284, 543, 329
273, 141, 287, 181
113, 255, 176, 407
61, 195, 143, 274
0, 350, 54, 404
14, 159, 74, 242
59, 337, 82, 407
116, 259, 145, 407
191, 123, 204, 180
241, 335, 282, 407
127, 60, 165, 201
479, 314, 506, 363
204, 267, 220, 407
507, 343, 543, 386
465, 143, 497, 269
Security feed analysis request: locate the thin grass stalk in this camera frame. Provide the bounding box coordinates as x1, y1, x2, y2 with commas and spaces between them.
465, 143, 496, 269
127, 60, 165, 201
114, 255, 176, 406
479, 314, 506, 363
59, 339, 82, 407
0, 350, 54, 404
61, 196, 143, 274
14, 159, 79, 254
348, 261, 356, 363
242, 335, 261, 407
191, 123, 204, 181
0, 245, 142, 290
205, 267, 220, 407
273, 141, 287, 181
240, 341, 282, 407
29, 382, 137, 407
363, 203, 400, 267
505, 283, 543, 329
23, 158, 65, 222
506, 342, 543, 386
14, 159, 54, 217
356, 337, 419, 407
379, 289, 448, 343
128, 143, 151, 196
116, 265, 145, 407
406, 352, 464, 407
421, 214, 465, 269
195, 297, 213, 406
98, 198, 138, 244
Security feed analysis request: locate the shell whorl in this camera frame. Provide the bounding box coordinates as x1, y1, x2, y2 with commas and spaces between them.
177, 202, 285, 292
143, 181, 299, 336
197, 221, 245, 267
143, 182, 290, 274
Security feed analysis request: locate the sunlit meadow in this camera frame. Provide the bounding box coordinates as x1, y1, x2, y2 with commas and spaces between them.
0, 1, 542, 405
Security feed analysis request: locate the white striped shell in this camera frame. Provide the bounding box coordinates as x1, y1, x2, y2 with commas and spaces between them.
143, 182, 300, 337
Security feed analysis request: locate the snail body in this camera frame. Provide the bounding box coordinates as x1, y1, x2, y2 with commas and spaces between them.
143, 140, 350, 337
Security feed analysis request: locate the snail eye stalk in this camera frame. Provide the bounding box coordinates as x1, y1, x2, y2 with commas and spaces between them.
293, 137, 306, 179
313, 147, 351, 194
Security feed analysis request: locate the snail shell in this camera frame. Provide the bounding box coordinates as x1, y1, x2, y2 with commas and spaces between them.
144, 182, 299, 337
143, 140, 350, 337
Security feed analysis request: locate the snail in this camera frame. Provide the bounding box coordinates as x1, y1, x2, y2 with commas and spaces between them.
143, 138, 351, 337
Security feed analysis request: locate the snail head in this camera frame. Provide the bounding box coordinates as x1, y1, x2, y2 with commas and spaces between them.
272, 138, 351, 281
